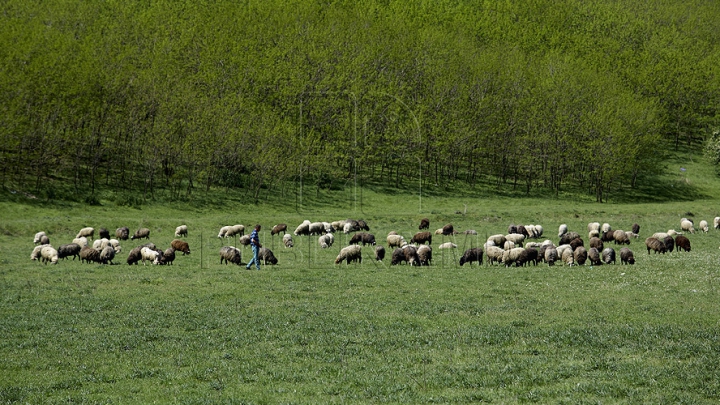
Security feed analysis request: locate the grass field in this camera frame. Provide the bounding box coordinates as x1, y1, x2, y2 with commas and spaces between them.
2, 167, 720, 403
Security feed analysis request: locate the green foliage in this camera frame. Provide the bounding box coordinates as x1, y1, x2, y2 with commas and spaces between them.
704, 128, 720, 166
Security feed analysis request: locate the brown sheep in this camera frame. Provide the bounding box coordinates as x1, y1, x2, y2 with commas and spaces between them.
410, 231, 432, 245
375, 245, 386, 261
127, 246, 143, 265
588, 247, 602, 265
569, 237, 584, 251
219, 246, 242, 265
620, 247, 635, 265
131, 228, 151, 240
574, 246, 588, 265
349, 232, 376, 246
631, 223, 640, 235
171, 239, 191, 255
259, 247, 278, 265
600, 231, 615, 243
58, 243, 82, 261
80, 246, 101, 264
163, 248, 176, 265
645, 237, 666, 254
419, 218, 430, 230
441, 224, 454, 236
271, 224, 287, 236
116, 227, 130, 240
559, 231, 580, 245
459, 248, 483, 266
613, 230, 630, 245
675, 235, 691, 252
589, 237, 604, 251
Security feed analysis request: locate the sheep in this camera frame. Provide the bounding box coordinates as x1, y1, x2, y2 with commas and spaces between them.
601, 223, 612, 233
533, 225, 544, 238
537, 243, 552, 263
39, 235, 50, 245
31, 243, 47, 261
80, 246, 101, 264
225, 224, 245, 237
116, 227, 130, 240
319, 233, 335, 249
131, 228, 151, 240
417, 245, 432, 266
438, 242, 457, 249
283, 234, 294, 248
502, 247, 525, 267
308, 222, 326, 236
587, 222, 600, 234
524, 242, 542, 249
645, 237, 666, 254
620, 247, 635, 265
588, 247, 602, 265
680, 219, 695, 234
574, 246, 588, 265
569, 237, 584, 251
343, 220, 361, 234
516, 225, 529, 238
259, 247, 278, 265
140, 247, 163, 265
459, 247, 483, 266
699, 220, 709, 233
675, 235, 691, 252
40, 246, 59, 264
391, 248, 405, 265
349, 232, 375, 246
556, 244, 572, 260
163, 248, 176, 265
559, 231, 580, 245
357, 220, 370, 231
401, 245, 420, 266
503, 241, 516, 250
98, 228, 111, 239
410, 231, 432, 245
238, 235, 251, 246
524, 225, 537, 238
219, 246, 242, 265
507, 224, 518, 235
170, 239, 191, 255
524, 247, 539, 266
375, 245, 386, 261
271, 224, 287, 236
558, 224, 568, 237
58, 243, 81, 260
99, 246, 115, 265
513, 249, 531, 267
335, 245, 362, 265
387, 234, 407, 249
141, 242, 157, 250
419, 218, 430, 230
600, 230, 615, 243
485, 246, 505, 265
175, 225, 188, 238
544, 246, 558, 266
602, 248, 616, 264
322, 222, 335, 234
76, 227, 94, 240
33, 231, 47, 244
487, 234, 507, 247
441, 224, 454, 235
463, 230, 478, 235
625, 231, 639, 239
127, 246, 143, 265
505, 233, 525, 246
294, 220, 311, 236
631, 223, 640, 235
218, 225, 231, 238
331, 220, 347, 232
561, 248, 574, 266
715, 217, 720, 230
612, 230, 630, 245
434, 228, 445, 235
588, 230, 600, 239
108, 239, 122, 253
652, 232, 669, 240
663, 235, 675, 252
93, 238, 110, 251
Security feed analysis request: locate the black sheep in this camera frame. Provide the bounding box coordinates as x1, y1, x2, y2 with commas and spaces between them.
675, 235, 691, 252
459, 248, 483, 266
419, 218, 430, 230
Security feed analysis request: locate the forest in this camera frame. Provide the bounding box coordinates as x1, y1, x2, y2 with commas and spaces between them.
1, 0, 719, 203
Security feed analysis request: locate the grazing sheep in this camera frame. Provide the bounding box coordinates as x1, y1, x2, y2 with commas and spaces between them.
663, 235, 675, 252
93, 238, 110, 251
141, 242, 157, 250
613, 230, 630, 245
699, 220, 709, 233
602, 248, 616, 264
391, 248, 405, 265
652, 232, 669, 240
308, 222, 326, 236
588, 247, 602, 265
537, 243, 552, 263
439, 224, 454, 236
357, 220, 370, 231
556, 244, 572, 260
502, 247, 525, 267
39, 235, 50, 245
175, 225, 188, 238
80, 246, 101, 264
294, 220, 312, 236
516, 225, 530, 238
98, 228, 111, 239
170, 239, 191, 255
574, 246, 588, 265
115, 227, 130, 240
419, 218, 430, 230
463, 230, 478, 235
645, 237, 667, 254
225, 224, 245, 237
485, 246, 505, 265
33, 231, 47, 244
271, 224, 287, 236
625, 231, 639, 239
589, 230, 600, 239
319, 233, 335, 249
715, 217, 720, 230
131, 228, 151, 240
40, 246, 59, 264
58, 243, 81, 260
533, 225, 544, 238
76, 227, 95, 240
99, 246, 115, 265
349, 232, 375, 246
375, 245, 386, 261
503, 241, 516, 250
505, 233, 525, 246
620, 247, 635, 265
322, 222, 335, 234
259, 247, 278, 265
544, 246, 558, 266
666, 229, 682, 236
631, 223, 640, 235
108, 239, 122, 253
561, 248, 574, 266
283, 234, 294, 248
558, 224, 568, 237
417, 245, 432, 266
387, 234, 407, 249
31, 244, 48, 262
680, 219, 695, 234
559, 231, 580, 245
218, 225, 231, 238
507, 224, 518, 235
569, 237, 584, 251
487, 234, 507, 247
459, 247, 483, 266
600, 231, 615, 243
410, 231, 432, 245
525, 242, 542, 249
140, 246, 162, 265
675, 235, 691, 252
127, 246, 143, 265
219, 246, 243, 265
587, 222, 600, 234
335, 245, 362, 265
438, 242, 457, 249
401, 245, 420, 266
163, 248, 176, 265
238, 235, 251, 246
524, 247, 539, 266
601, 223, 612, 233
513, 249, 531, 267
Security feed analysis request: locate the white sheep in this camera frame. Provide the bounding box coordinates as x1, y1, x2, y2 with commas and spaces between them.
433, 228, 445, 235
624, 231, 639, 239
72, 237, 89, 248
40, 246, 59, 264
438, 242, 457, 249
140, 247, 161, 265
238, 235, 251, 246
589, 230, 600, 239
502, 247, 525, 267
387, 234, 407, 249
31, 244, 48, 261
556, 244, 572, 260
533, 225, 544, 238
225, 224, 245, 237
322, 222, 335, 233
99, 246, 115, 265
681, 219, 695, 234
487, 234, 506, 247
587, 222, 600, 233
319, 233, 334, 249
652, 232, 669, 240
505, 233, 525, 246
76, 227, 95, 240
108, 239, 122, 253
92, 238, 110, 251
601, 223, 612, 233
331, 220, 347, 232
283, 234, 294, 248
699, 220, 709, 233
335, 245, 362, 265
485, 246, 505, 265
294, 220, 311, 236
561, 248, 574, 266
544, 246, 558, 265
218, 225, 231, 238
33, 231, 47, 245
503, 241, 516, 250
309, 222, 326, 236
715, 217, 720, 230
558, 224, 568, 237
175, 225, 188, 237
666, 229, 682, 236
